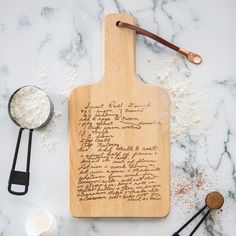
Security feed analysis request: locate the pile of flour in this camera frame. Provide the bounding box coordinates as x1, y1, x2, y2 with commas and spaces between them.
10, 86, 51, 129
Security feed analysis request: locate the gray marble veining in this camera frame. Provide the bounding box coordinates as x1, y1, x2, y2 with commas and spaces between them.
0, 0, 235, 235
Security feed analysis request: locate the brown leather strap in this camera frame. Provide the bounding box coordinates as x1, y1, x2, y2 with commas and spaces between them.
117, 21, 179, 51
116, 21, 202, 65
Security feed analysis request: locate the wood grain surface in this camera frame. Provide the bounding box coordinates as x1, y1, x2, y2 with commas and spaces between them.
69, 13, 170, 217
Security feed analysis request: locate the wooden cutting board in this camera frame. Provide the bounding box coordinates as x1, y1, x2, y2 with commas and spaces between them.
69, 13, 170, 217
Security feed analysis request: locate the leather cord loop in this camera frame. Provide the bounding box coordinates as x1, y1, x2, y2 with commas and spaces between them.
116, 21, 202, 65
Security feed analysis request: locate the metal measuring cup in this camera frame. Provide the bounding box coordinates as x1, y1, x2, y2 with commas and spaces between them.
8, 86, 54, 195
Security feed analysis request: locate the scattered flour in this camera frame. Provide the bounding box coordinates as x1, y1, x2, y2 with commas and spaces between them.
59, 69, 79, 103
33, 65, 79, 152
32, 57, 208, 151
39, 110, 62, 153
10, 86, 51, 129
154, 58, 207, 143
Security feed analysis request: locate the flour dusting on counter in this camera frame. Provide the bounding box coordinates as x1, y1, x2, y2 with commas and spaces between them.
59, 69, 79, 103
39, 110, 62, 152
32, 58, 209, 151
154, 58, 208, 143
33, 66, 79, 152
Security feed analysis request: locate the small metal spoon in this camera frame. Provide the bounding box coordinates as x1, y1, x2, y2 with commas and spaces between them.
172, 191, 224, 236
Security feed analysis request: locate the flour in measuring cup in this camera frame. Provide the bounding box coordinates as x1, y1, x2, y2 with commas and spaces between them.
10, 86, 51, 129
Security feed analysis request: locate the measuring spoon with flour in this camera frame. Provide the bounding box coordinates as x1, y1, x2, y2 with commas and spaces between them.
8, 86, 53, 195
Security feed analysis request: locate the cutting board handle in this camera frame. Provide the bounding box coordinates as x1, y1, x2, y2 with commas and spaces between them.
103, 13, 136, 81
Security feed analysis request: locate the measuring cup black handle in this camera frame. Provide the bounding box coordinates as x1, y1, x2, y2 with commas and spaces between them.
8, 128, 33, 195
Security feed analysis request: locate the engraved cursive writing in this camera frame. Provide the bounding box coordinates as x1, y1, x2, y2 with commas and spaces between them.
77, 100, 162, 201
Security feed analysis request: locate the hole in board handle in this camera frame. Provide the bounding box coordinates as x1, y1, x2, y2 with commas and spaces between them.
116, 21, 122, 27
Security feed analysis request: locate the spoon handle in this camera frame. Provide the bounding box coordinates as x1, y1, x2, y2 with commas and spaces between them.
189, 210, 211, 236
172, 205, 207, 235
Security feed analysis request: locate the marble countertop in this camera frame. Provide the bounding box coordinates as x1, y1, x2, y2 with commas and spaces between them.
0, 0, 236, 235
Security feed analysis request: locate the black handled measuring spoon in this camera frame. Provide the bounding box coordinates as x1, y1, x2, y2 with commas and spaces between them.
172, 191, 224, 236
8, 86, 54, 195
